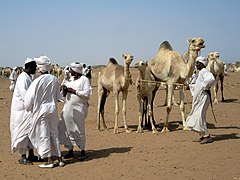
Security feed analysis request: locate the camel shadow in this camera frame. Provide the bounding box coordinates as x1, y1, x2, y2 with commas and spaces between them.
212, 133, 240, 142
61, 147, 133, 164
221, 98, 239, 103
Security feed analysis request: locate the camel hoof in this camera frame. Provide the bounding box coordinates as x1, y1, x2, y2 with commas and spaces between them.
126, 129, 132, 133
161, 127, 170, 133
136, 128, 143, 133
152, 129, 158, 134
214, 99, 218, 104
183, 126, 191, 131
113, 129, 119, 134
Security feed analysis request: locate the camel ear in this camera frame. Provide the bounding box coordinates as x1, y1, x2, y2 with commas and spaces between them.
187, 38, 191, 44
145, 60, 148, 65
122, 54, 125, 58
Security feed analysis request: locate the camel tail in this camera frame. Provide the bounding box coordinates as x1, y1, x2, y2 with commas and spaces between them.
158, 41, 173, 52
100, 89, 108, 114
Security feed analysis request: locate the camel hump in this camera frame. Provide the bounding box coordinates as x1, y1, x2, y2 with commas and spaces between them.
158, 41, 173, 52
108, 58, 119, 65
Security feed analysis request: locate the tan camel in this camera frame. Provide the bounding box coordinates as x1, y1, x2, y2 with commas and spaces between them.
149, 38, 205, 132
97, 54, 134, 134
135, 60, 159, 133
2, 67, 12, 77
53, 64, 63, 81
206, 52, 224, 103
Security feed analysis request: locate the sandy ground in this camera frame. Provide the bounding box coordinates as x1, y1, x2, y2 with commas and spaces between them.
0, 68, 240, 180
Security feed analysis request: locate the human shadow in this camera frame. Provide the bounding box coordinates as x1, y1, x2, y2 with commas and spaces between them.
61, 146, 133, 164
212, 133, 240, 142
207, 122, 240, 130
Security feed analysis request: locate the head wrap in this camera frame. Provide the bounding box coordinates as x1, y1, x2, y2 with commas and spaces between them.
70, 62, 82, 74
196, 56, 208, 67
36, 56, 52, 73
25, 58, 35, 65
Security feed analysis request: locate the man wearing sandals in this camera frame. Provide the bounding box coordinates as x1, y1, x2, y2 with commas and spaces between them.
24, 56, 64, 168
10, 58, 37, 165
185, 56, 215, 144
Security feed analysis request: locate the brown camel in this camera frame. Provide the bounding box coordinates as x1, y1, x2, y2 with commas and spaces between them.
206, 52, 225, 103
97, 54, 134, 134
149, 38, 205, 132
135, 60, 159, 133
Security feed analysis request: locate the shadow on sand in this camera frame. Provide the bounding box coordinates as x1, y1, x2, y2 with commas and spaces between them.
62, 146, 133, 164
212, 133, 240, 142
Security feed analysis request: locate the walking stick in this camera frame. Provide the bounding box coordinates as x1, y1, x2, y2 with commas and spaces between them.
205, 90, 217, 123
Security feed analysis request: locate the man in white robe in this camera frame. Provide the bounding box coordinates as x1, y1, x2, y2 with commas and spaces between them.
9, 66, 18, 92
185, 56, 215, 144
24, 56, 64, 168
10, 58, 37, 165
58, 62, 92, 161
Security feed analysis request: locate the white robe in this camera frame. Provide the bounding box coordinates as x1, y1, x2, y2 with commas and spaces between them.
24, 74, 61, 159
186, 68, 215, 133
58, 75, 92, 150
10, 72, 33, 153
9, 69, 18, 91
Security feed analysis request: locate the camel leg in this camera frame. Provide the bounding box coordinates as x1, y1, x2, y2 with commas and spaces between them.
97, 86, 103, 131
136, 94, 144, 133
147, 94, 157, 133
213, 78, 219, 103
122, 91, 131, 133
164, 86, 177, 106
113, 92, 120, 134
162, 84, 173, 133
220, 74, 224, 102
179, 88, 187, 129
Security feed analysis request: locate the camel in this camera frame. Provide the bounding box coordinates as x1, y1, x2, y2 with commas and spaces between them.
149, 38, 205, 132
53, 64, 63, 81
97, 54, 134, 134
2, 67, 12, 77
206, 52, 224, 103
135, 60, 159, 133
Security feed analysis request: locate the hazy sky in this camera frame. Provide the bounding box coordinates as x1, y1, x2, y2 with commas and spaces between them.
1, 0, 239, 67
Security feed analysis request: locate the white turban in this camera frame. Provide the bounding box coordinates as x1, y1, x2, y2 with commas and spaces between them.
196, 56, 208, 66
70, 62, 82, 74
25, 58, 35, 65
36, 56, 52, 73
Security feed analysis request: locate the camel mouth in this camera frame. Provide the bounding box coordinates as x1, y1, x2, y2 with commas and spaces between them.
134, 64, 139, 68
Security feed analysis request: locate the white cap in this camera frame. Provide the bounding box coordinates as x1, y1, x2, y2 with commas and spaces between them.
70, 62, 82, 74
36, 56, 52, 73
25, 58, 35, 65
196, 56, 208, 66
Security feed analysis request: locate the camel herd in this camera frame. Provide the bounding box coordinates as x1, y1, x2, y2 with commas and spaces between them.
1, 37, 239, 134
96, 37, 237, 134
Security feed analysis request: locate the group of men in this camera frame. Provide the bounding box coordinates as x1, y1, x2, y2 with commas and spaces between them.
10, 56, 92, 168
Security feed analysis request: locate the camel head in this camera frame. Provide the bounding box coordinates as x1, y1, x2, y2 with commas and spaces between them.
134, 60, 148, 72
187, 38, 205, 52
208, 52, 219, 61
122, 54, 134, 65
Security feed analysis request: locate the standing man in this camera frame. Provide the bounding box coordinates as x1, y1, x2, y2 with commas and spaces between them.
24, 56, 64, 168
9, 66, 18, 92
10, 58, 37, 165
58, 62, 92, 161
185, 56, 215, 144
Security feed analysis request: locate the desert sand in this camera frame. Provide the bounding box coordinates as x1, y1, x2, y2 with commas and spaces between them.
0, 68, 240, 180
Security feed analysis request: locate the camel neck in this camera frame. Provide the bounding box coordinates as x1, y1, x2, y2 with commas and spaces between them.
124, 64, 131, 79
185, 49, 198, 78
